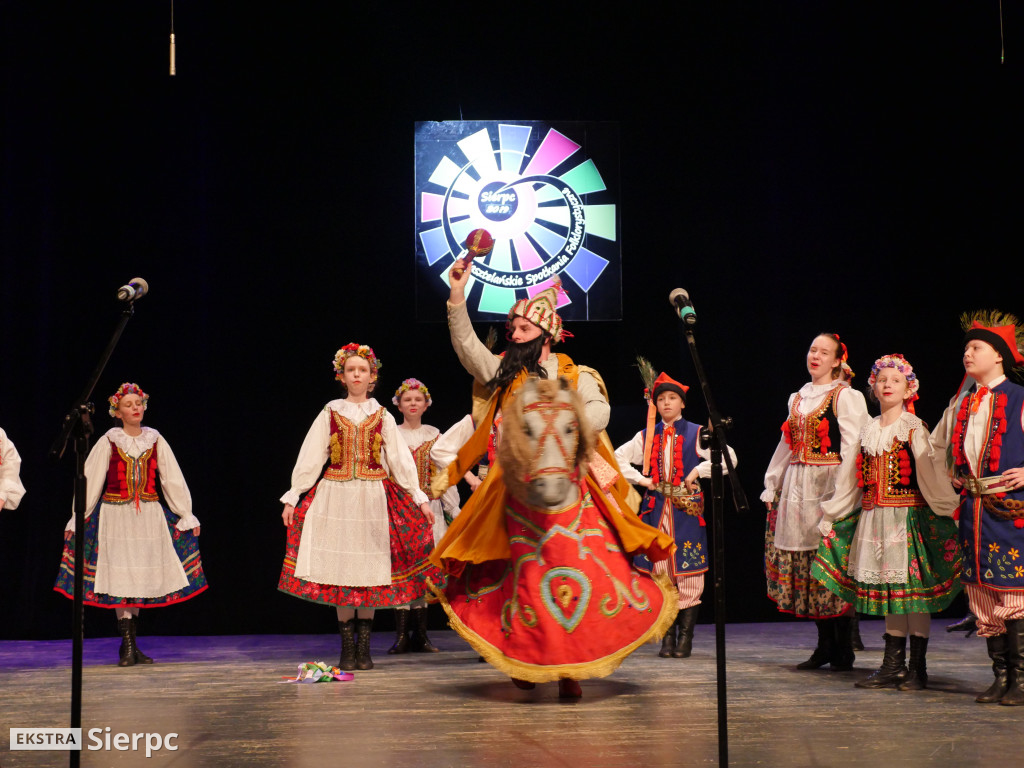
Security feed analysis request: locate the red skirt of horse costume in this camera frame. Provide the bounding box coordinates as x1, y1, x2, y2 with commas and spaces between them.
431, 466, 677, 682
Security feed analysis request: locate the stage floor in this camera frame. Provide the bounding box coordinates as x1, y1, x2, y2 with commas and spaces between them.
0, 620, 1016, 767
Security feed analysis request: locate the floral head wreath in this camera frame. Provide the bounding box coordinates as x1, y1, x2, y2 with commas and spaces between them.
108, 382, 149, 417
868, 354, 920, 412
332, 343, 382, 384
392, 378, 432, 407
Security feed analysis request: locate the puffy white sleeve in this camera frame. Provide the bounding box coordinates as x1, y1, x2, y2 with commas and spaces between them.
577, 369, 610, 434
380, 412, 429, 507
431, 415, 475, 468
762, 393, 796, 503
280, 408, 332, 507
447, 300, 501, 385
66, 438, 112, 532
928, 395, 960, 475
817, 386, 871, 534
912, 425, 960, 517
819, 438, 864, 531
157, 437, 199, 530
693, 435, 738, 479
614, 431, 648, 486
0, 430, 26, 510
440, 485, 461, 518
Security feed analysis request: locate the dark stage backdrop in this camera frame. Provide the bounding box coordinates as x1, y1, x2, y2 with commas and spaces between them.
2, 4, 1021, 639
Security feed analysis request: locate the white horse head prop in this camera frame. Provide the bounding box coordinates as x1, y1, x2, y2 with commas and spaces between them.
498, 377, 594, 509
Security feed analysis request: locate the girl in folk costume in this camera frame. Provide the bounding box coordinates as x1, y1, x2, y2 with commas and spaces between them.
0, 427, 27, 513
812, 355, 961, 690
387, 377, 471, 655
763, 334, 870, 670
54, 383, 207, 667
278, 345, 440, 672
615, 364, 737, 659
930, 312, 1024, 705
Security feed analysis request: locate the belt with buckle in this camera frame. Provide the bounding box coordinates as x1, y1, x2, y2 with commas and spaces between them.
960, 475, 1012, 496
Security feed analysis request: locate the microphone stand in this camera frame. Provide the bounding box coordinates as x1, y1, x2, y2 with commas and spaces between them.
49, 301, 136, 768
673, 309, 749, 768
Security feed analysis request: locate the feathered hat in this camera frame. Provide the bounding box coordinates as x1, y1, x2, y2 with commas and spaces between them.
637, 356, 690, 476
961, 310, 1024, 377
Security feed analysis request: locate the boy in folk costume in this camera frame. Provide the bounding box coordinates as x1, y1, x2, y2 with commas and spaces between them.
931, 312, 1024, 705
615, 364, 737, 658
0, 427, 26, 513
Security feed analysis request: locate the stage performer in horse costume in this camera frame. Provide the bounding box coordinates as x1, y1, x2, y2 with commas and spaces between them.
432, 377, 677, 698
432, 245, 675, 697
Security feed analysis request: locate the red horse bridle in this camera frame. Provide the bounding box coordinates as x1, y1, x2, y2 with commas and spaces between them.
521, 399, 580, 484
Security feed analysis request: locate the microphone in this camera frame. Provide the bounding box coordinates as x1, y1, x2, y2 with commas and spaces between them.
117, 277, 150, 302
669, 288, 697, 326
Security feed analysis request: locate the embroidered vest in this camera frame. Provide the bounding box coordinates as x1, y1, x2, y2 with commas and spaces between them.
410, 435, 440, 500
324, 407, 388, 481
101, 439, 160, 505
783, 387, 843, 466
648, 420, 702, 485
858, 436, 925, 510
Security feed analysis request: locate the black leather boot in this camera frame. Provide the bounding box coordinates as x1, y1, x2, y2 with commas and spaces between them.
850, 613, 865, 652
898, 635, 928, 690
117, 617, 136, 667
388, 610, 410, 654
976, 634, 1009, 703
1000, 620, 1024, 706
411, 606, 440, 652
797, 620, 835, 670
831, 616, 855, 670
337, 619, 356, 671
659, 614, 678, 658
129, 615, 154, 664
355, 617, 374, 670
946, 612, 978, 637
855, 633, 907, 688
673, 607, 699, 658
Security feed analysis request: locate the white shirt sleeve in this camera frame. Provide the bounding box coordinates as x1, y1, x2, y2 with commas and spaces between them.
762, 393, 796, 502
380, 411, 429, 507
912, 425, 960, 517
447, 300, 501, 385
431, 415, 475, 468
157, 437, 200, 530
819, 438, 864, 527
280, 408, 332, 507
614, 431, 648, 486
0, 430, 26, 510
440, 485, 461, 517
693, 436, 738, 479
66, 438, 112, 532
826, 387, 871, 521
577, 369, 610, 434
